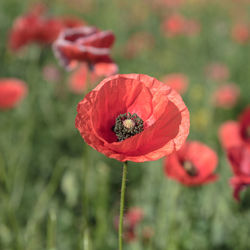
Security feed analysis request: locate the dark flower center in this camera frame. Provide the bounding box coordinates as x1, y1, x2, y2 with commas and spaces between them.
183, 161, 198, 177
113, 112, 144, 141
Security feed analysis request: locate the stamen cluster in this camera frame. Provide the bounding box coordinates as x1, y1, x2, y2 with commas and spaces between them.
183, 161, 198, 176
114, 112, 144, 141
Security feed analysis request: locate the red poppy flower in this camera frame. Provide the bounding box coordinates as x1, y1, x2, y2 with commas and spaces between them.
219, 107, 250, 150
219, 107, 250, 201
232, 23, 249, 44
68, 63, 98, 94
93, 62, 118, 77
219, 121, 242, 150
212, 84, 240, 109
124, 32, 155, 59
161, 73, 189, 94
75, 74, 190, 162
114, 207, 144, 242
53, 26, 115, 70
205, 62, 229, 82
164, 141, 218, 186
0, 78, 28, 109
228, 146, 250, 201
239, 107, 250, 145
43, 64, 61, 83
9, 5, 84, 51
162, 14, 200, 37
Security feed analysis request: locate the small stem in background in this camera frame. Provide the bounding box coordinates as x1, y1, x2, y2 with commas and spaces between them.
119, 161, 128, 250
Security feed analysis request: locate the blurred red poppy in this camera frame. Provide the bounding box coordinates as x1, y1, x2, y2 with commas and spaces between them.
124, 32, 155, 59
219, 107, 250, 150
43, 64, 61, 83
205, 62, 229, 82
114, 207, 144, 242
68, 63, 98, 94
228, 146, 250, 201
93, 62, 118, 77
75, 74, 189, 162
232, 23, 249, 44
219, 107, 250, 201
212, 84, 240, 108
239, 107, 250, 145
9, 5, 84, 51
219, 121, 242, 150
161, 73, 189, 94
53, 26, 115, 70
164, 141, 218, 186
162, 14, 200, 37
0, 78, 28, 109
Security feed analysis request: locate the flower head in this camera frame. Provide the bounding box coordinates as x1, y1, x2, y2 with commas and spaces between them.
228, 146, 250, 201
219, 107, 250, 201
0, 78, 28, 109
9, 5, 84, 51
53, 26, 115, 70
75, 74, 189, 162
164, 141, 218, 186
161, 73, 189, 94
212, 84, 240, 109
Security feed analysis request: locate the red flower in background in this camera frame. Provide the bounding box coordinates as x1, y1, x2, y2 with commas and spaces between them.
164, 141, 218, 186
124, 32, 155, 59
162, 14, 200, 37
219, 107, 250, 201
228, 146, 250, 201
205, 62, 230, 82
219, 107, 250, 150
43, 64, 61, 83
232, 23, 249, 44
0, 78, 28, 109
53, 26, 116, 70
68, 63, 97, 94
161, 73, 189, 94
93, 62, 118, 77
68, 62, 118, 94
75, 74, 189, 162
212, 84, 240, 109
9, 4, 84, 51
114, 207, 144, 242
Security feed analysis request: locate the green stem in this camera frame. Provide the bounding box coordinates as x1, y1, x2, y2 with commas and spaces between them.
119, 161, 128, 250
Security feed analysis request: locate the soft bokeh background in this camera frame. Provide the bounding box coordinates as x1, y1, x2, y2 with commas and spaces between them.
1, 0, 250, 249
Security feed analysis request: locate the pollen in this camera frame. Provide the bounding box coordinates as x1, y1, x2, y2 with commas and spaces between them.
123, 119, 135, 129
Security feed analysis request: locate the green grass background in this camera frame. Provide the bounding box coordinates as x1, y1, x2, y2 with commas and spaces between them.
0, 0, 250, 249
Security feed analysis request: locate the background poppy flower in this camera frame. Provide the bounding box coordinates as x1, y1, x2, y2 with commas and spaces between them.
9, 6, 84, 51
227, 146, 250, 201
53, 26, 115, 70
114, 207, 144, 242
164, 141, 218, 186
232, 22, 249, 44
75, 74, 189, 162
161, 73, 189, 94
0, 78, 28, 109
219, 107, 250, 201
219, 107, 250, 150
205, 62, 230, 82
162, 14, 200, 37
212, 84, 240, 108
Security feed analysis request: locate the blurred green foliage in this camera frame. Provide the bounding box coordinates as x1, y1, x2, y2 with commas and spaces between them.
0, 0, 250, 249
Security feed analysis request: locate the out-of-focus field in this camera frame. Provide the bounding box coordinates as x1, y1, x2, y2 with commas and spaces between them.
0, 0, 250, 249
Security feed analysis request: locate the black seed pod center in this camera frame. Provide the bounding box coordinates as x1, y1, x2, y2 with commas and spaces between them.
113, 112, 144, 141
183, 161, 198, 177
